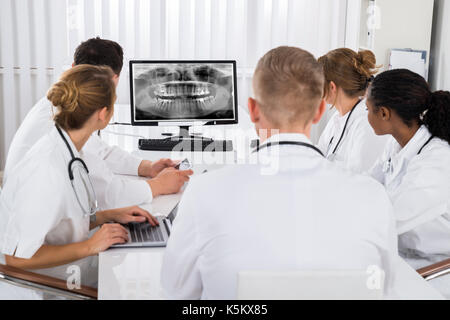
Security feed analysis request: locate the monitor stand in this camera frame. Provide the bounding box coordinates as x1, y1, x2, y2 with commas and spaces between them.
137, 126, 233, 152
167, 126, 213, 143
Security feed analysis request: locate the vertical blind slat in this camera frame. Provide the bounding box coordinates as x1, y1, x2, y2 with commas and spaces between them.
209, 0, 227, 59
149, 0, 164, 59
48, 0, 69, 72
84, 0, 96, 40
0, 1, 17, 167
101, 0, 111, 40
194, 0, 211, 59
14, 0, 32, 121
166, 0, 180, 59
94, 0, 103, 37
29, 0, 48, 105
178, 0, 194, 59
109, 0, 120, 42
138, 0, 151, 58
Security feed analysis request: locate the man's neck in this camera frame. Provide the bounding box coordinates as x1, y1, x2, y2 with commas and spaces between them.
258, 125, 311, 143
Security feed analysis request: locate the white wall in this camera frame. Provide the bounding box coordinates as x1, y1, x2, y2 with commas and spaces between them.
429, 0, 450, 91
360, 0, 434, 73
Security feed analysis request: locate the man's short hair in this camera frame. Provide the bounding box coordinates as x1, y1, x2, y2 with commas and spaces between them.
254, 46, 324, 127
74, 37, 124, 75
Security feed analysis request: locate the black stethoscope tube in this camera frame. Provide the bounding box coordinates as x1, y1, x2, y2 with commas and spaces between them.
327, 99, 362, 156
253, 140, 324, 157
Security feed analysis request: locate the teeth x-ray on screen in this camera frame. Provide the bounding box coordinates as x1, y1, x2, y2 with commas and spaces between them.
132, 63, 235, 122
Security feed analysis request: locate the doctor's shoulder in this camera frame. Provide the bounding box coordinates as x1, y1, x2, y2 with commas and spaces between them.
182, 164, 255, 200
421, 136, 450, 157
408, 138, 450, 177
331, 164, 392, 215
13, 136, 65, 184
4, 151, 66, 208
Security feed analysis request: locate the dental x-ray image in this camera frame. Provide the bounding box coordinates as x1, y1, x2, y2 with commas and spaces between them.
131, 62, 236, 122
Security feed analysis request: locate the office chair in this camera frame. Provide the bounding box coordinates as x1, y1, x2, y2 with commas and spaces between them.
416, 258, 450, 281
237, 270, 384, 300
0, 264, 97, 300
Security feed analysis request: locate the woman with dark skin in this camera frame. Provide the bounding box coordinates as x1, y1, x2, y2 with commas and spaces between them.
366, 69, 450, 298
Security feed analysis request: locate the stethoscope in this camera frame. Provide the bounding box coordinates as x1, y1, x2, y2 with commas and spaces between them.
326, 99, 362, 158
382, 135, 434, 174
56, 125, 98, 221
253, 141, 324, 157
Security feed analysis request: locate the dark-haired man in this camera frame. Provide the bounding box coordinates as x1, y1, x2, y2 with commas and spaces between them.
4, 37, 192, 209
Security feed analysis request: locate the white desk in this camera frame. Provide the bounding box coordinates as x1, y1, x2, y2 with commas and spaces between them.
98, 105, 444, 300
98, 192, 182, 300
99, 243, 444, 300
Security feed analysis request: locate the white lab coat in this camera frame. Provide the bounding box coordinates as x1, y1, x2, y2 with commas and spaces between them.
161, 133, 398, 299
370, 125, 450, 298
317, 100, 389, 173
0, 127, 98, 299
3, 97, 152, 209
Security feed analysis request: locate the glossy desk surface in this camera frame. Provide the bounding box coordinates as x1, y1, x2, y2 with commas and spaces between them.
99, 245, 444, 300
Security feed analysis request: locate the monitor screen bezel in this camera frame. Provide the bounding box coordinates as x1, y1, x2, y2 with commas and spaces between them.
129, 60, 239, 126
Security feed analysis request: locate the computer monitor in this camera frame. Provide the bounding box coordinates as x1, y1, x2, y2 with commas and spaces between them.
129, 60, 238, 126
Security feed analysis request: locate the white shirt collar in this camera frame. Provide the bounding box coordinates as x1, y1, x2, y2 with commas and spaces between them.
385, 125, 432, 180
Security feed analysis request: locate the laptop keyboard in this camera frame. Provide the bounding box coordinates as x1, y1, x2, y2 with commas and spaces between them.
128, 222, 164, 243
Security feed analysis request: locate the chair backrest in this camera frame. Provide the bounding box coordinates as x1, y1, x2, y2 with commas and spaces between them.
237, 270, 384, 300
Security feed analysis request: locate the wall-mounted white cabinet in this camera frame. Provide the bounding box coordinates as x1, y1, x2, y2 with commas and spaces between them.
358, 0, 434, 77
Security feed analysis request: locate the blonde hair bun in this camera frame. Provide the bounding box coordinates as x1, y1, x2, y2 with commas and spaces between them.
46, 64, 116, 130
319, 48, 380, 98
47, 80, 79, 113
355, 50, 377, 78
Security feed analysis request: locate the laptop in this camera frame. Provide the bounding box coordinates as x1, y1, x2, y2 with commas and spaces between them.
111, 203, 179, 248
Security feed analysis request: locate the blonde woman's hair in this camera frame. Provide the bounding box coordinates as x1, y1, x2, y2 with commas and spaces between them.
47, 64, 116, 130
318, 48, 379, 98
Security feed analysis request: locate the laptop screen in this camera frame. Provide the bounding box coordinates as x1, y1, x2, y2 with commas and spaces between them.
167, 203, 179, 224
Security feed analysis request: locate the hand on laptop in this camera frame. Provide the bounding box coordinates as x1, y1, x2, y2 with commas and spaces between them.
87, 223, 129, 254
147, 167, 193, 197
95, 206, 159, 226
138, 158, 177, 178
109, 205, 159, 226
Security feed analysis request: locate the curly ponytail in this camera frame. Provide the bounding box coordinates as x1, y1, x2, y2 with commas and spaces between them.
423, 91, 450, 143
